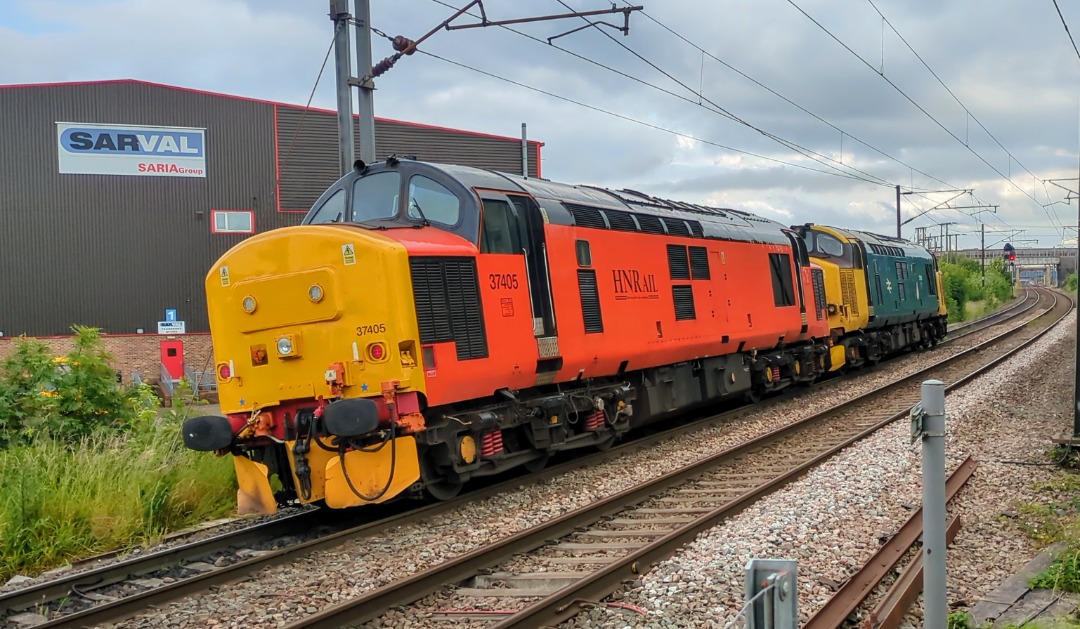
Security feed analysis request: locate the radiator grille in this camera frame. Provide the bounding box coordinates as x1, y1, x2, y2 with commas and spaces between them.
667, 245, 690, 280
840, 269, 859, 317
811, 268, 827, 320
410, 257, 488, 360
566, 204, 607, 229
689, 246, 710, 280
578, 269, 604, 333
673, 285, 696, 320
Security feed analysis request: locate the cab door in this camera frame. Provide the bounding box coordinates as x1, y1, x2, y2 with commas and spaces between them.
478, 193, 561, 382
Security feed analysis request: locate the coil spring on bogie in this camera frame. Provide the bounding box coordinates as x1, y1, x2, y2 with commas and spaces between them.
480, 430, 503, 457
585, 410, 606, 431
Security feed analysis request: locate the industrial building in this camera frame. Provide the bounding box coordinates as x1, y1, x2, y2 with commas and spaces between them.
0, 79, 542, 338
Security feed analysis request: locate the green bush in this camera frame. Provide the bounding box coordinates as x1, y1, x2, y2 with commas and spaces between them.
0, 326, 237, 579
1030, 545, 1080, 593
0, 326, 152, 448
939, 255, 1014, 323
1065, 273, 1077, 293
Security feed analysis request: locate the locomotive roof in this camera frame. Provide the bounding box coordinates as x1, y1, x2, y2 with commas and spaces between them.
429, 162, 792, 246
821, 226, 933, 260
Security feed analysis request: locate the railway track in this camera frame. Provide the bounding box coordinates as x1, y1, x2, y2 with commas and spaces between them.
276, 288, 1069, 629
0, 289, 1046, 629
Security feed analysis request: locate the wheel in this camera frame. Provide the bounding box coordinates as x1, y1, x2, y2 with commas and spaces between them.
743, 389, 762, 405
594, 433, 617, 452
420, 448, 465, 501
523, 451, 550, 473
424, 476, 464, 501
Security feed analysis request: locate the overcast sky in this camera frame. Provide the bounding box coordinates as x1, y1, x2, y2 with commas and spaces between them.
4, 0, 1080, 250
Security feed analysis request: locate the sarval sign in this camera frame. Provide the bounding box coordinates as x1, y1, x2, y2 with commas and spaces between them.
56, 122, 206, 177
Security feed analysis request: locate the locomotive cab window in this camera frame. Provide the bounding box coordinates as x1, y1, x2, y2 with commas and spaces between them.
308, 189, 346, 224
408, 175, 461, 226
480, 199, 522, 254
351, 171, 400, 223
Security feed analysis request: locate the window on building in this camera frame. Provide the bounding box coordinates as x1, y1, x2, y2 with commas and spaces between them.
309, 189, 346, 224
408, 175, 461, 226
211, 210, 254, 234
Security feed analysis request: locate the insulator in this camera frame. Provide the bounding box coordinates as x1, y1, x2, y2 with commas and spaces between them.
371, 55, 399, 78
392, 36, 416, 55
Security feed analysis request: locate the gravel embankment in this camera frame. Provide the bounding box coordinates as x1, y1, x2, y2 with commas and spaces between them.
567, 311, 1075, 629
101, 312, 1044, 629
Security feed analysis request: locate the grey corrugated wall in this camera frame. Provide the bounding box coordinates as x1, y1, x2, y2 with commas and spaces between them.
0, 81, 544, 336
0, 81, 283, 336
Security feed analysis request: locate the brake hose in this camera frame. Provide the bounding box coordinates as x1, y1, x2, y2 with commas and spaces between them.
340, 422, 397, 502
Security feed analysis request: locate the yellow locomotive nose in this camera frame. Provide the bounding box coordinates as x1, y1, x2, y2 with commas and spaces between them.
205, 225, 423, 415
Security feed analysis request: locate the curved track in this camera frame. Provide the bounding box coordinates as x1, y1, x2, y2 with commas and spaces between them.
280, 288, 1069, 629
0, 290, 1045, 629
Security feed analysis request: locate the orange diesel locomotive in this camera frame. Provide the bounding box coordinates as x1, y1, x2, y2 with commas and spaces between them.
183, 158, 836, 514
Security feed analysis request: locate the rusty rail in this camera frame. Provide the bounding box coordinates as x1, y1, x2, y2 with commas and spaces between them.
863, 516, 963, 629
803, 458, 978, 629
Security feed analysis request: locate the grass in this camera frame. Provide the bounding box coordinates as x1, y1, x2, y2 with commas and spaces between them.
1007, 450, 1080, 596
0, 419, 236, 580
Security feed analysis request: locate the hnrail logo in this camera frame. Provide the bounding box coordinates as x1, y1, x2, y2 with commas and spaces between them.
56, 122, 207, 178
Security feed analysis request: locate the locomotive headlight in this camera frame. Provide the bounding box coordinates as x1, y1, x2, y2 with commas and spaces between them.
242, 296, 257, 314
276, 337, 294, 356
308, 284, 324, 303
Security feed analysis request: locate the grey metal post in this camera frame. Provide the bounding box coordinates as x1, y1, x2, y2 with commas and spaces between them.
981, 223, 986, 286
353, 0, 376, 163
921, 380, 947, 629
331, 0, 355, 173
521, 123, 529, 179
895, 185, 901, 239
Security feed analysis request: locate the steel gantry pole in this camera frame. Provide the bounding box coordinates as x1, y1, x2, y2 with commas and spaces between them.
896, 185, 901, 238
353, 0, 376, 163
331, 0, 355, 174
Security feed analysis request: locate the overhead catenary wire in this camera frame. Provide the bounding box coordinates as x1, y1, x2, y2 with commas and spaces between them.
618, 2, 965, 197
422, 0, 896, 188
786, 0, 1064, 238
405, 1, 1025, 240
609, 1, 1020, 238
413, 48, 878, 183
866, 0, 1065, 235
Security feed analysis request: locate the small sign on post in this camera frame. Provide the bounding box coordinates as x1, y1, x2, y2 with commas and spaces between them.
910, 402, 925, 444
157, 321, 186, 334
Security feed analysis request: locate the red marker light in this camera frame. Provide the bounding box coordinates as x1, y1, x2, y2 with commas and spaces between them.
218, 364, 232, 380
370, 344, 385, 360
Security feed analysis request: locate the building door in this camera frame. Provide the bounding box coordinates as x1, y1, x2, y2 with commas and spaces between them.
160, 340, 184, 380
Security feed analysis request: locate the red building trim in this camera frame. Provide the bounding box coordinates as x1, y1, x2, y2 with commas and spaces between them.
0, 79, 546, 148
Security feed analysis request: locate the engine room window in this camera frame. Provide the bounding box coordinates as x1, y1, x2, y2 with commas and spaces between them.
408, 175, 460, 226
308, 189, 346, 224
211, 209, 254, 234
480, 199, 521, 254
351, 172, 400, 223
768, 253, 796, 307
576, 240, 592, 266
